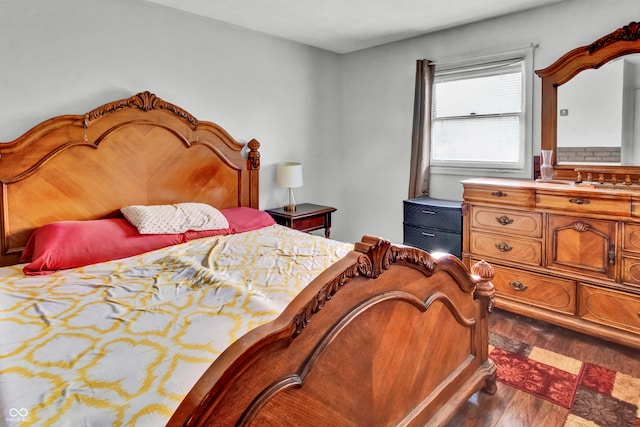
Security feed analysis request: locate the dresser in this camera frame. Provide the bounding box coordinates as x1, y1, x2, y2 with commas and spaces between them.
462, 177, 640, 349
403, 197, 462, 258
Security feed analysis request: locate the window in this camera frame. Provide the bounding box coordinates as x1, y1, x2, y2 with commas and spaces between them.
430, 49, 533, 175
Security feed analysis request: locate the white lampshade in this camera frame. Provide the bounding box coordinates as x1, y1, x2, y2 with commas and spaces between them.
276, 162, 303, 188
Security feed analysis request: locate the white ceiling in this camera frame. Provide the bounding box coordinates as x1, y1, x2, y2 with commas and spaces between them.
143, 0, 566, 53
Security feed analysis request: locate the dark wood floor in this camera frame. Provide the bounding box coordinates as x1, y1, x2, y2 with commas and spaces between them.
445, 309, 640, 427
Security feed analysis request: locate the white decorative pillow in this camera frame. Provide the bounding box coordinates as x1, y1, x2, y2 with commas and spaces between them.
121, 203, 230, 234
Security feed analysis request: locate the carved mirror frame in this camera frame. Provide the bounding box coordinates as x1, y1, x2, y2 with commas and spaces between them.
536, 21, 640, 184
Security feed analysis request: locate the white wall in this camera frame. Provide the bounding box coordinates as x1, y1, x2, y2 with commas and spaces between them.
2, 0, 639, 247
0, 0, 341, 215
337, 0, 640, 245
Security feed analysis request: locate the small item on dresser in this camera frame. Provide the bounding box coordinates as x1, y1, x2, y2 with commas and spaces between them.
540, 149, 554, 180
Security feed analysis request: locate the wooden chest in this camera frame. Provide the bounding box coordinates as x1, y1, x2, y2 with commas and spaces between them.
463, 177, 640, 349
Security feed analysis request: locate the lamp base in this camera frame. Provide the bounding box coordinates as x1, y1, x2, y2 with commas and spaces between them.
284, 188, 297, 212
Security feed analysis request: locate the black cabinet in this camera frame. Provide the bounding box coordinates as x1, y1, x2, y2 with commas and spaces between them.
403, 197, 462, 258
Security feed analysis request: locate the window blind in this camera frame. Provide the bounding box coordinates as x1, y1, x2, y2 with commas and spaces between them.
431, 59, 525, 166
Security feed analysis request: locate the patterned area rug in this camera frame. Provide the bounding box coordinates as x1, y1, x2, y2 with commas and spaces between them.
489, 332, 640, 427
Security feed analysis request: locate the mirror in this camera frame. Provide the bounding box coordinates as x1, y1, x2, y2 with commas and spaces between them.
557, 54, 640, 166
536, 21, 640, 182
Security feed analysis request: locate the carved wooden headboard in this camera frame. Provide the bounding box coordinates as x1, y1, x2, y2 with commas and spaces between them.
0, 91, 260, 266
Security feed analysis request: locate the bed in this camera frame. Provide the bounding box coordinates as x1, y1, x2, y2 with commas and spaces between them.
0, 91, 496, 426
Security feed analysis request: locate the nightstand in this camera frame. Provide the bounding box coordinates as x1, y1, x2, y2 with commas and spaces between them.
403, 197, 462, 258
265, 203, 336, 238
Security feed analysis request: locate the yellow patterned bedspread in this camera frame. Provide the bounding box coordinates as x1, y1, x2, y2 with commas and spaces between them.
0, 225, 352, 426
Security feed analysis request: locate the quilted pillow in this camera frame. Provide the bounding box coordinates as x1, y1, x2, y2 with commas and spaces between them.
121, 203, 230, 234
20, 218, 186, 276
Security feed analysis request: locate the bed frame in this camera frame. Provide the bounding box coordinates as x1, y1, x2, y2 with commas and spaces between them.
0, 92, 496, 426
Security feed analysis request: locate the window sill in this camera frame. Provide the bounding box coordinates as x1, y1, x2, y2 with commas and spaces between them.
429, 165, 531, 179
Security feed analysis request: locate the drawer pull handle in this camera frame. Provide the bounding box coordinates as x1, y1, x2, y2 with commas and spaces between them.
608, 244, 615, 266
509, 281, 528, 291
496, 215, 514, 226
495, 242, 513, 252
491, 191, 507, 197
421, 210, 436, 215
569, 198, 590, 205
421, 232, 436, 237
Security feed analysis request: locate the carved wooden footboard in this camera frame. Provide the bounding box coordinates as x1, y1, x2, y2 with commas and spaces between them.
170, 236, 496, 426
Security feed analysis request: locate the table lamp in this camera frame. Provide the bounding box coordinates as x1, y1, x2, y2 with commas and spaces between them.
276, 162, 303, 211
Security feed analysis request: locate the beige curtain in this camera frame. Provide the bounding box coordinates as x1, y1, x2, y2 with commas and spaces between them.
408, 59, 435, 199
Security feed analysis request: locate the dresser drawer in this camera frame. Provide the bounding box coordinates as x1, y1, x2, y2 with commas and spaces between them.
470, 206, 542, 238
463, 186, 534, 207
579, 284, 640, 334
622, 223, 640, 253
290, 215, 324, 231
403, 198, 462, 232
469, 232, 541, 266
621, 255, 640, 291
404, 224, 461, 258
487, 263, 576, 314
536, 191, 630, 216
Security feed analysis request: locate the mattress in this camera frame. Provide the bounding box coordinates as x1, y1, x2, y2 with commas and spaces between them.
0, 225, 352, 426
